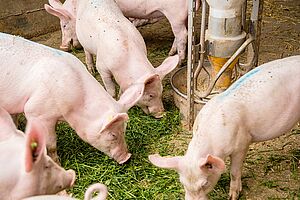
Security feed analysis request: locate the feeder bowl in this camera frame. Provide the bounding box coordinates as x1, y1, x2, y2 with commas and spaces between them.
171, 62, 218, 126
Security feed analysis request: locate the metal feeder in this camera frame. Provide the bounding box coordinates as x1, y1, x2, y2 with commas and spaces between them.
171, 0, 264, 129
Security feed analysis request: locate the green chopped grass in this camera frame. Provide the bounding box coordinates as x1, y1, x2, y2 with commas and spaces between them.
56, 102, 185, 199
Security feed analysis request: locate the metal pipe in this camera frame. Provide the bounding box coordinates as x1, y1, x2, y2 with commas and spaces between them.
194, 0, 207, 84
187, 0, 197, 130
195, 36, 255, 98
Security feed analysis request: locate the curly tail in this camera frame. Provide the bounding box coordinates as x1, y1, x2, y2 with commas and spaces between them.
84, 183, 108, 200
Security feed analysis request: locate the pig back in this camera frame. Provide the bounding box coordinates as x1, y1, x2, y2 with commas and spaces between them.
216, 56, 300, 141
76, 0, 146, 57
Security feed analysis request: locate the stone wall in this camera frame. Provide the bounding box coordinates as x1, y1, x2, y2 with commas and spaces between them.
0, 0, 60, 38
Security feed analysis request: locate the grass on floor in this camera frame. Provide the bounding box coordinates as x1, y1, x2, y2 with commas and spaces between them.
56, 99, 186, 199
55, 97, 232, 199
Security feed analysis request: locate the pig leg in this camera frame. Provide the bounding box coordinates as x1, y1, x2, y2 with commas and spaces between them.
28, 117, 60, 163
96, 60, 116, 98
169, 38, 177, 57
100, 71, 116, 98
85, 50, 96, 74
24, 100, 60, 163
167, 19, 187, 61
44, 121, 60, 163
229, 145, 250, 200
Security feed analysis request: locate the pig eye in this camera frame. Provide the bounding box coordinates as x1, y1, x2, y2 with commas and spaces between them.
108, 132, 117, 141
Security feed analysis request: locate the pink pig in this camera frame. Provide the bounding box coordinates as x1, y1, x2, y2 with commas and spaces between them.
0, 107, 76, 199
0, 32, 145, 164
114, 0, 200, 60
23, 183, 108, 200
45, 0, 200, 61
45, 0, 179, 118
149, 56, 300, 200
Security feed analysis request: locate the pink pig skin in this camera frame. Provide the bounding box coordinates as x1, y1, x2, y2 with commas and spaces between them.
23, 183, 108, 200
115, 0, 200, 60
45, 0, 200, 61
0, 33, 145, 164
149, 56, 300, 200
44, 0, 179, 118
0, 107, 76, 199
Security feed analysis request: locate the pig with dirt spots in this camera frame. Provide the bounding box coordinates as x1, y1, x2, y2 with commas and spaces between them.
23, 183, 108, 200
115, 0, 200, 61
45, 0, 199, 61
0, 33, 145, 164
0, 107, 76, 199
45, 0, 179, 118
149, 55, 300, 200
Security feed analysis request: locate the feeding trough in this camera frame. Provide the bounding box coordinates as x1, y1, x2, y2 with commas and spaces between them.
172, 0, 264, 129
171, 62, 212, 124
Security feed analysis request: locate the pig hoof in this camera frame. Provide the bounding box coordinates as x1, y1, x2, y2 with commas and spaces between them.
229, 191, 239, 200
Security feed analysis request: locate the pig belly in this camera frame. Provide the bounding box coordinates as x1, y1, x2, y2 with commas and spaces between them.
0, 84, 29, 114
115, 0, 163, 18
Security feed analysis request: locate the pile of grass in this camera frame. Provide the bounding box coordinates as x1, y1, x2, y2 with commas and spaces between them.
56, 100, 185, 199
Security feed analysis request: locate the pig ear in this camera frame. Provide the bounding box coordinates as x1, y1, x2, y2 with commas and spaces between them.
199, 154, 225, 174
44, 4, 72, 20
24, 120, 46, 173
48, 0, 63, 8
100, 113, 128, 133
155, 55, 179, 80
0, 107, 17, 140
148, 154, 182, 171
144, 74, 160, 88
118, 83, 144, 111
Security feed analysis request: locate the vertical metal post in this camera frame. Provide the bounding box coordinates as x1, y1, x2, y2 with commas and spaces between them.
251, 0, 264, 67
187, 0, 196, 130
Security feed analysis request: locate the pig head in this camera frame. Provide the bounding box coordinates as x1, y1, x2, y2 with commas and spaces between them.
135, 55, 179, 118
0, 107, 76, 199
44, 0, 80, 51
87, 83, 145, 164
149, 154, 225, 200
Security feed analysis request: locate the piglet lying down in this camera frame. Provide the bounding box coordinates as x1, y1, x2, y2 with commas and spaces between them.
149, 55, 300, 200
0, 107, 76, 199
0, 32, 145, 164
23, 183, 108, 200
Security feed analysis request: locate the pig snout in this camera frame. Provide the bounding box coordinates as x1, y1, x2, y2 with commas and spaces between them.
60, 39, 82, 51
66, 169, 76, 188
185, 191, 208, 200
140, 105, 165, 118
111, 148, 132, 164
149, 107, 165, 118
56, 169, 76, 192
151, 111, 166, 118
60, 44, 70, 52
